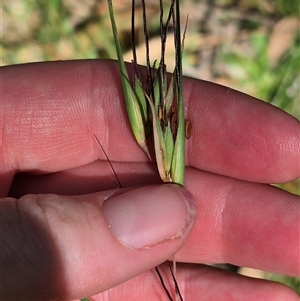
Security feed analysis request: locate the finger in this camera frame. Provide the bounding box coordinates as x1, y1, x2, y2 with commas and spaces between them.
6, 161, 300, 277
176, 168, 300, 277
1, 184, 196, 301
87, 264, 299, 301
184, 78, 300, 183
7, 160, 300, 277
2, 61, 300, 195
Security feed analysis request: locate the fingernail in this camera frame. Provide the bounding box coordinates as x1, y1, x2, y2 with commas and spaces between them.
102, 184, 196, 249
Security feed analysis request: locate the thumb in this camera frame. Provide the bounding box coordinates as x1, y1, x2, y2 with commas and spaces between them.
2, 184, 196, 301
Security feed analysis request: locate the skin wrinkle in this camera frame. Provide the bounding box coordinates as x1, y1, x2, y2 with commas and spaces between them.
88, 83, 110, 160
44, 195, 98, 242
37, 194, 84, 281
2, 195, 56, 296
206, 174, 232, 263
216, 186, 227, 263
37, 195, 89, 289
18, 195, 52, 268
34, 196, 63, 263
23, 64, 94, 172
56, 96, 86, 155
78, 66, 98, 148
89, 64, 106, 157
91, 63, 126, 163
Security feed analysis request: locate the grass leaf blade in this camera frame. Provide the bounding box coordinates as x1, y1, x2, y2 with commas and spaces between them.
107, 0, 149, 157
171, 0, 185, 185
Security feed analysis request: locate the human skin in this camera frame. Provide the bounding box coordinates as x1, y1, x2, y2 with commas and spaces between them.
1, 60, 299, 301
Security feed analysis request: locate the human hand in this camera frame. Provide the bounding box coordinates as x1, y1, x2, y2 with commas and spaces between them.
1, 60, 299, 301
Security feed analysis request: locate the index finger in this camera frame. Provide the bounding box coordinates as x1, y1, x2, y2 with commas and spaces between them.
1, 60, 299, 195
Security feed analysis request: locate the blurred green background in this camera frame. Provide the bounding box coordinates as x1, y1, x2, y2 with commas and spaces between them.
2, 0, 299, 295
